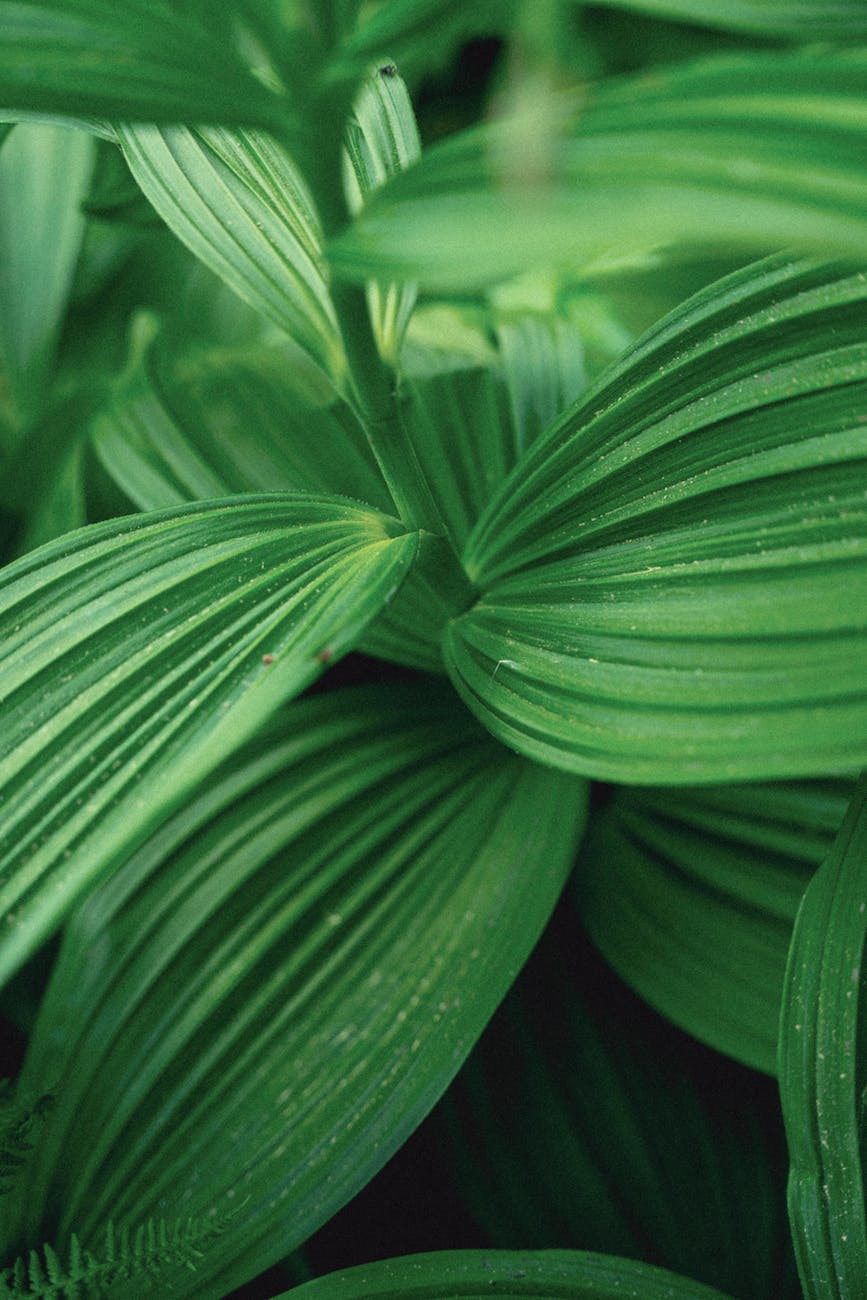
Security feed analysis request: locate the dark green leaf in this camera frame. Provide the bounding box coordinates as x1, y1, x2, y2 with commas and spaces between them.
0, 494, 417, 984
280, 1249, 734, 1298
330, 48, 867, 290
779, 775, 867, 1297
584, 0, 867, 38
576, 779, 853, 1073
333, 0, 515, 82
0, 2, 287, 128
445, 258, 867, 782
12, 683, 587, 1297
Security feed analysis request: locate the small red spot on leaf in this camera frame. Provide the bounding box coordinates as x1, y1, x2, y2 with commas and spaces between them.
315, 647, 335, 664
262, 654, 274, 665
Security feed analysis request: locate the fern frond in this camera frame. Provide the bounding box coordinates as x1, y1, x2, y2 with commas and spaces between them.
0, 1090, 54, 1201
0, 1209, 234, 1298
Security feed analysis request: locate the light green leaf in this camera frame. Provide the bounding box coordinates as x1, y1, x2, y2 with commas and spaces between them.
343, 63, 421, 363
779, 775, 867, 1298
0, 2, 287, 128
576, 779, 853, 1073
0, 122, 94, 428
12, 683, 588, 1297
330, 48, 867, 291
583, 0, 867, 38
0, 494, 417, 984
281, 1249, 734, 1299
91, 320, 391, 513
445, 258, 867, 783
118, 125, 346, 384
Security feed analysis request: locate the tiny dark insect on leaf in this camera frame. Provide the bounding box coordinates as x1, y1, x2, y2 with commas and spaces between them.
379, 64, 397, 77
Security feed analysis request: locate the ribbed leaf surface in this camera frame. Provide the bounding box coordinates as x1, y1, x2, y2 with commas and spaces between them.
330, 49, 867, 290
0, 495, 417, 983
14, 683, 587, 1297
586, 0, 867, 37
0, 2, 285, 127
445, 259, 867, 783
779, 776, 867, 1298
282, 1250, 733, 1299
576, 779, 853, 1073
119, 125, 346, 382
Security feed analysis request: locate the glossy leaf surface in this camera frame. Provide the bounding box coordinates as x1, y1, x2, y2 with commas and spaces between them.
14, 683, 587, 1297
330, 49, 867, 290
0, 2, 286, 127
119, 125, 346, 383
576, 779, 853, 1074
0, 495, 416, 983
445, 259, 867, 783
779, 776, 867, 1298
282, 1249, 733, 1298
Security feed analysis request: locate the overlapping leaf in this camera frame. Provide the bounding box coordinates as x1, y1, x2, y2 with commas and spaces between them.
0, 1, 287, 127
119, 125, 346, 383
330, 48, 867, 290
584, 0, 867, 38
779, 776, 867, 1297
0, 122, 93, 431
333, 0, 514, 82
11, 683, 587, 1297
577, 779, 853, 1074
444, 258, 867, 783
0, 494, 417, 984
282, 1249, 734, 1299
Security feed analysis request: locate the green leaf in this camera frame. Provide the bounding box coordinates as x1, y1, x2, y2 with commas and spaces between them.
0, 2, 287, 129
330, 48, 867, 291
279, 1249, 734, 1298
333, 0, 515, 82
576, 779, 853, 1073
778, 775, 867, 1298
444, 258, 867, 783
118, 125, 346, 383
343, 63, 421, 363
91, 319, 391, 513
0, 122, 94, 429
583, 0, 867, 38
12, 682, 587, 1297
0, 494, 417, 984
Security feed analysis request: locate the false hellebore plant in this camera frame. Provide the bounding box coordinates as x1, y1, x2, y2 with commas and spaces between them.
0, 1, 865, 1297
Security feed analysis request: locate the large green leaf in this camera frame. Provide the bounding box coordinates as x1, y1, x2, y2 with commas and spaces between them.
11, 683, 587, 1297
0, 2, 287, 128
583, 0, 867, 38
0, 121, 94, 431
576, 779, 853, 1074
438, 908, 798, 1298
119, 125, 346, 383
0, 494, 417, 985
330, 48, 867, 291
779, 776, 867, 1297
444, 258, 867, 783
281, 1249, 733, 1299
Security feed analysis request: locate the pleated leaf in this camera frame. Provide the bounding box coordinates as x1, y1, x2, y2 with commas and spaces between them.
438, 907, 798, 1299
13, 682, 588, 1298
0, 1, 286, 128
779, 775, 867, 1298
343, 63, 421, 363
119, 125, 346, 383
584, 0, 867, 38
281, 1250, 733, 1299
330, 48, 867, 291
0, 122, 94, 429
0, 494, 417, 984
445, 258, 867, 783
576, 779, 853, 1074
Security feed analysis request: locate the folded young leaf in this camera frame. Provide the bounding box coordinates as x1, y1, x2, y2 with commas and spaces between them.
280, 1249, 734, 1298
0, 1, 287, 128
584, 0, 867, 38
576, 779, 853, 1073
0, 122, 94, 430
12, 682, 587, 1297
0, 494, 417, 985
445, 259, 867, 782
778, 776, 867, 1298
119, 125, 346, 384
330, 48, 867, 290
